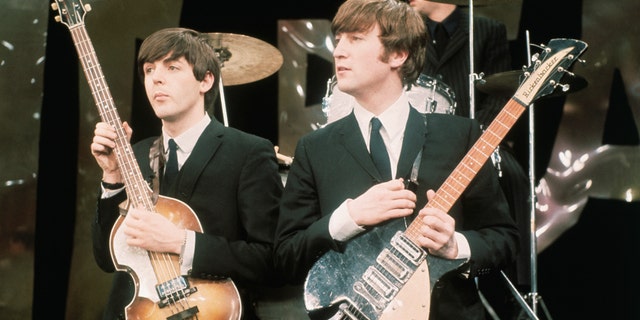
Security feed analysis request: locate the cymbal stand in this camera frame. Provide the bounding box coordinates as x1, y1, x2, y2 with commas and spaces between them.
468, 0, 477, 119
218, 76, 230, 127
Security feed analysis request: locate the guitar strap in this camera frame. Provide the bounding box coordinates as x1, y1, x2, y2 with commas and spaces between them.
404, 112, 426, 193
149, 136, 164, 203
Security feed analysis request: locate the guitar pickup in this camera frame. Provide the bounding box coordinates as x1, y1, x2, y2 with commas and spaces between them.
353, 266, 399, 311
156, 276, 198, 308
377, 249, 411, 282
390, 231, 426, 265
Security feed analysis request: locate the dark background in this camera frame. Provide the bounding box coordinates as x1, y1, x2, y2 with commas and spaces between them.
33, 0, 640, 319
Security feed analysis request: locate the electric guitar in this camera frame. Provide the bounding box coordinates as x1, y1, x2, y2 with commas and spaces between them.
304, 38, 588, 320
51, 1, 242, 319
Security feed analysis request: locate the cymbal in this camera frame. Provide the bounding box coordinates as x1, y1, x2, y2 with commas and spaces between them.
207, 33, 283, 86
476, 70, 588, 98
427, 0, 516, 6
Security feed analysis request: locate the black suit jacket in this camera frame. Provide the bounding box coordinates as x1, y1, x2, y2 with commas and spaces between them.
423, 8, 512, 127
92, 118, 283, 320
275, 107, 519, 319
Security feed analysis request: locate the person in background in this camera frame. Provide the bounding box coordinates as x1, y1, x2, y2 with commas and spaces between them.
408, 1, 532, 318
274, 0, 519, 319
90, 27, 283, 320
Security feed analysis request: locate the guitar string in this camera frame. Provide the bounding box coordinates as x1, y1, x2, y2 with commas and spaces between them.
72, 25, 189, 310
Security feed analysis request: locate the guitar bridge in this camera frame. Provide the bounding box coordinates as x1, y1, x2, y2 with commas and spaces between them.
156, 276, 199, 308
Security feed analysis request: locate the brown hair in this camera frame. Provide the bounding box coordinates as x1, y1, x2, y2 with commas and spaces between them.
332, 0, 426, 87
137, 28, 220, 109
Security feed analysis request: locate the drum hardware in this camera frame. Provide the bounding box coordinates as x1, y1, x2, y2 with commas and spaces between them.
321, 76, 335, 119
321, 75, 356, 125
207, 32, 283, 126
274, 146, 293, 187
407, 73, 457, 115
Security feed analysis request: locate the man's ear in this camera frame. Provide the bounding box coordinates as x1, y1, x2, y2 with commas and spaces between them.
201, 71, 215, 93
389, 50, 409, 69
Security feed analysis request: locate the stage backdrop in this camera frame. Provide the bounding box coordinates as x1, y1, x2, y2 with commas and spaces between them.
0, 0, 637, 319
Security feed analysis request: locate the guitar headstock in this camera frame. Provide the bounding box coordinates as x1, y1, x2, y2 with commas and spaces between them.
51, 0, 91, 28
513, 38, 588, 106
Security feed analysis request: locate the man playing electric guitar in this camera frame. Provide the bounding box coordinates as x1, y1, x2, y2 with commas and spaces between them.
274, 0, 520, 319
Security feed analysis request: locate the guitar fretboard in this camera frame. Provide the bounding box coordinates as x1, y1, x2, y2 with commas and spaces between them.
69, 24, 154, 211
404, 99, 526, 243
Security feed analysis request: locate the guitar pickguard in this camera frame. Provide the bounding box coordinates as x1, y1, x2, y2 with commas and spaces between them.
304, 219, 465, 320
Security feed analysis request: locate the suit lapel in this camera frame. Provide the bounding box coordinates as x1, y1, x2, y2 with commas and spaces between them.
175, 120, 223, 198
338, 113, 383, 181
438, 13, 469, 66
396, 108, 427, 180
337, 109, 427, 182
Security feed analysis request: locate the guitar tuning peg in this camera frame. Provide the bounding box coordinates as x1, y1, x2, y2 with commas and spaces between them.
84, 3, 92, 12
556, 83, 570, 93
557, 67, 575, 77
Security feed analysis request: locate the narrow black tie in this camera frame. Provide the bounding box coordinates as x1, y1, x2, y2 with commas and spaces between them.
163, 138, 178, 192
434, 23, 448, 58
370, 117, 392, 181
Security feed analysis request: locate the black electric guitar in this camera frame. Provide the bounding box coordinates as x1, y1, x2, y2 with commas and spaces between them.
51, 1, 242, 319
304, 38, 588, 320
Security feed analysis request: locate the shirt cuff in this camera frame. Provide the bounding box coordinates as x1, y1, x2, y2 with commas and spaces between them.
180, 230, 196, 275
454, 232, 470, 260
328, 200, 366, 242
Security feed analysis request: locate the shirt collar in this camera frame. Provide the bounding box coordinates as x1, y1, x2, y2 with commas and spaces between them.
353, 93, 410, 141
426, 6, 460, 38
163, 112, 211, 154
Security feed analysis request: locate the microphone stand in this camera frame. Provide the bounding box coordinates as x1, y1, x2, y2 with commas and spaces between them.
466, 2, 542, 319
516, 29, 552, 319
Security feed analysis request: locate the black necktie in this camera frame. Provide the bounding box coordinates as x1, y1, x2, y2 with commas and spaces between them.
163, 138, 178, 191
434, 23, 448, 58
370, 117, 392, 181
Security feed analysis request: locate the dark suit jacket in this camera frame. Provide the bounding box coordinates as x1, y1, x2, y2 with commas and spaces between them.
92, 118, 283, 320
274, 107, 519, 319
422, 7, 512, 127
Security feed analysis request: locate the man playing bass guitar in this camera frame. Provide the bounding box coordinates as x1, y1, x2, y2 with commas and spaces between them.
90, 27, 283, 320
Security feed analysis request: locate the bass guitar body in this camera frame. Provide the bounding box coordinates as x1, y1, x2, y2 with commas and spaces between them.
111, 195, 242, 320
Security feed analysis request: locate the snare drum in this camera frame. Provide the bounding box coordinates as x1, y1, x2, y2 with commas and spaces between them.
406, 73, 457, 115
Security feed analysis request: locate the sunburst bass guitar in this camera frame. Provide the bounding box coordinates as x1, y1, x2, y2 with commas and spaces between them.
51, 1, 242, 319
304, 38, 588, 320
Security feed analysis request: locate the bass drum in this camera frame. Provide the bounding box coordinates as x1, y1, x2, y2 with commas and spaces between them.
406, 73, 457, 115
